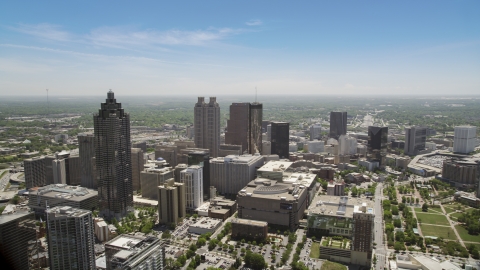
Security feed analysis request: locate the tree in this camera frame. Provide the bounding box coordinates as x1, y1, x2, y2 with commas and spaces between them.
244, 250, 266, 270
422, 203, 429, 212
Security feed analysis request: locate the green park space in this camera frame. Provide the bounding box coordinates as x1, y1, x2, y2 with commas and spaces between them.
455, 225, 480, 243
450, 212, 463, 220
416, 212, 450, 226
414, 207, 443, 214
420, 224, 457, 240
310, 242, 320, 258
321, 261, 347, 270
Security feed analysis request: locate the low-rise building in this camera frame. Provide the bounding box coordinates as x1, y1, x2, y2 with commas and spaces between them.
188, 217, 222, 235
231, 218, 268, 241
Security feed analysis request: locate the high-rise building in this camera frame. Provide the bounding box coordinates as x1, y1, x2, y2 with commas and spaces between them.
404, 126, 427, 156
367, 126, 388, 166
180, 165, 203, 211
158, 181, 186, 225
270, 122, 290, 159
131, 148, 144, 192
210, 154, 264, 195
24, 156, 47, 188
310, 125, 322, 141
141, 167, 174, 200
94, 91, 132, 221
46, 206, 96, 270
184, 149, 210, 197
79, 133, 96, 189
329, 112, 347, 140
454, 126, 477, 154
0, 211, 37, 270
53, 158, 66, 184
194, 97, 220, 157
225, 102, 263, 155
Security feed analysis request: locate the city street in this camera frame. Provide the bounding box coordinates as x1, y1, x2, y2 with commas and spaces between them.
374, 183, 387, 270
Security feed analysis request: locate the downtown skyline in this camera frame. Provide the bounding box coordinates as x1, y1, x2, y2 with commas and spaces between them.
0, 1, 479, 96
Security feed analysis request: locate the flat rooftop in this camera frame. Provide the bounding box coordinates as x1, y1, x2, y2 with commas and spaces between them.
308, 195, 375, 218
232, 218, 267, 227
190, 217, 222, 229
46, 206, 91, 218
211, 154, 263, 164
0, 210, 31, 225
107, 235, 144, 249
257, 160, 293, 172
31, 184, 98, 201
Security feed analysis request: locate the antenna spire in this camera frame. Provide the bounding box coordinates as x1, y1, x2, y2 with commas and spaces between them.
255, 86, 257, 103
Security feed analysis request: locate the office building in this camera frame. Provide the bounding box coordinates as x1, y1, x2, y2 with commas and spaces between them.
94, 91, 133, 221
24, 156, 47, 188
442, 158, 479, 187
367, 126, 388, 167
183, 149, 210, 197
0, 211, 37, 270
225, 102, 263, 154
158, 180, 186, 225
307, 195, 375, 267
106, 235, 165, 270
310, 125, 322, 141
29, 184, 98, 217
194, 97, 220, 157
131, 148, 144, 192
404, 126, 427, 156
140, 167, 174, 200
338, 135, 357, 156
180, 165, 203, 211
188, 217, 222, 235
219, 144, 242, 156
51, 152, 81, 186
53, 158, 66, 184
237, 161, 317, 230
210, 154, 264, 195
46, 206, 96, 270
132, 141, 147, 153
231, 218, 268, 241
454, 126, 477, 154
330, 112, 347, 140
155, 145, 177, 167
270, 122, 290, 159
79, 133, 96, 189
327, 181, 345, 196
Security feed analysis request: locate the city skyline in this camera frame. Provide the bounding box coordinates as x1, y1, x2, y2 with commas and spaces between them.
0, 1, 479, 96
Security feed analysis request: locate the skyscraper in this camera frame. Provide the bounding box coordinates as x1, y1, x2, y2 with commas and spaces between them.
94, 91, 132, 221
329, 111, 347, 140
367, 126, 388, 167
270, 122, 290, 159
24, 156, 47, 188
194, 97, 220, 157
131, 147, 144, 192
225, 102, 263, 154
46, 206, 96, 270
454, 126, 477, 154
309, 124, 322, 141
180, 165, 203, 211
79, 133, 96, 189
404, 126, 427, 156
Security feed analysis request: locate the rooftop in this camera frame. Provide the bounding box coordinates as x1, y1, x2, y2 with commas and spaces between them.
31, 184, 98, 201
231, 218, 267, 227
106, 235, 144, 249
189, 217, 222, 230
211, 154, 263, 164
257, 160, 293, 172
0, 210, 32, 225
307, 195, 375, 218
46, 206, 91, 218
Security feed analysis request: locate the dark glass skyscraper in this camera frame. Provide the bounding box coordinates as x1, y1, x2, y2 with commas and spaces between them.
367, 126, 388, 166
271, 122, 289, 159
94, 91, 132, 221
194, 97, 220, 157
225, 102, 263, 154
329, 111, 347, 140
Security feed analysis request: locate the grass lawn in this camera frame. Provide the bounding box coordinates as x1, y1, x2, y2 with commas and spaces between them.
416, 212, 450, 226
443, 207, 457, 214
414, 207, 443, 214
310, 242, 320, 258
455, 225, 480, 243
450, 212, 463, 220
420, 224, 457, 240
321, 261, 347, 270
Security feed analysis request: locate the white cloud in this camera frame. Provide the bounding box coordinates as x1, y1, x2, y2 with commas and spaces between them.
344, 83, 354, 89
245, 19, 262, 26
8, 23, 72, 42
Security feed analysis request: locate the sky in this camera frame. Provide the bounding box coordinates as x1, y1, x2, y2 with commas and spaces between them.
0, 1, 479, 97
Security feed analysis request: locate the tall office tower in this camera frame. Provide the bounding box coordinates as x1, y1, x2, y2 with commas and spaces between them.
0, 211, 37, 270
309, 124, 322, 141
454, 126, 477, 154
210, 154, 264, 195
24, 156, 47, 188
270, 122, 290, 159
225, 102, 263, 155
352, 209, 375, 265
155, 145, 178, 167
94, 91, 132, 221
266, 124, 272, 141
404, 126, 427, 156
131, 148, 144, 192
141, 167, 174, 200
367, 126, 388, 166
79, 133, 96, 189
329, 111, 347, 140
180, 165, 203, 211
45, 155, 56, 185
46, 206, 96, 270
132, 141, 147, 153
158, 181, 186, 225
194, 97, 220, 157
52, 158, 66, 184
66, 155, 81, 186
185, 149, 210, 197
262, 120, 271, 133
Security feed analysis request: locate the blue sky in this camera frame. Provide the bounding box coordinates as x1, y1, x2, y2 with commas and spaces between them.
0, 1, 479, 96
